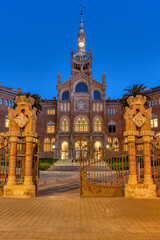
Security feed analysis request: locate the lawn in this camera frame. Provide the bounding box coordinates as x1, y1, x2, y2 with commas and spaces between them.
39, 158, 58, 171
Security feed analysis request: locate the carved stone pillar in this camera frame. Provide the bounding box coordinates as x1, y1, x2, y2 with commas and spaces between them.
7, 135, 18, 186
143, 135, 153, 184
127, 135, 137, 184
24, 136, 34, 186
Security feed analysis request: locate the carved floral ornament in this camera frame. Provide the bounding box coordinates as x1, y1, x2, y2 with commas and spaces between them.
14, 113, 29, 128
132, 112, 147, 128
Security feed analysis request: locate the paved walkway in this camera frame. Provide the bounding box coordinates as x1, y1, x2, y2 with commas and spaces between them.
0, 171, 160, 239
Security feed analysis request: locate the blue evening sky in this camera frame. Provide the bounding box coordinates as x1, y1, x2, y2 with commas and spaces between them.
0, 0, 160, 100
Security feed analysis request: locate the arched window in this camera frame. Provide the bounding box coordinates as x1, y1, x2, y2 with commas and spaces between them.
94, 118, 102, 132
75, 116, 88, 132
0, 98, 3, 105
5, 115, 9, 128
61, 118, 69, 132
5, 100, 9, 106
75, 82, 88, 93
94, 91, 101, 101
44, 138, 50, 152
51, 138, 55, 152
108, 121, 116, 133
47, 121, 55, 133
62, 91, 69, 101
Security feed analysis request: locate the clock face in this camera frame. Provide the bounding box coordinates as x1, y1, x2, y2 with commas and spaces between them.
79, 41, 84, 48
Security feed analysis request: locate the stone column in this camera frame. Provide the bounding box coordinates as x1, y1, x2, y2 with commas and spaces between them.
127, 135, 137, 184
143, 135, 153, 184
7, 135, 18, 186
24, 136, 33, 186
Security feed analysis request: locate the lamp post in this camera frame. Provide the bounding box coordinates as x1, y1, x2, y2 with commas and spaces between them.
52, 144, 55, 165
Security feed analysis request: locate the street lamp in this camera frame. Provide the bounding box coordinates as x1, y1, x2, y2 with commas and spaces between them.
52, 144, 55, 165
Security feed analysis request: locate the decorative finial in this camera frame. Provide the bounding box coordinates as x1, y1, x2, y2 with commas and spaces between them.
79, 4, 85, 16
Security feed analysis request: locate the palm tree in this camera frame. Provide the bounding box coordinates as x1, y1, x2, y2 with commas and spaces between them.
121, 84, 151, 108
13, 92, 42, 116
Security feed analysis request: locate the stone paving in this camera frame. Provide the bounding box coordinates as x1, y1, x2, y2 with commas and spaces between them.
0, 171, 160, 239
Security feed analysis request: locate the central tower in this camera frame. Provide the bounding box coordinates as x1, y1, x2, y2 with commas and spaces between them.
71, 4, 92, 77
55, 5, 107, 161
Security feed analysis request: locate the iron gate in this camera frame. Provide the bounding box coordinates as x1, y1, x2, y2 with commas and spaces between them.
0, 144, 8, 194
80, 138, 160, 197
80, 139, 129, 197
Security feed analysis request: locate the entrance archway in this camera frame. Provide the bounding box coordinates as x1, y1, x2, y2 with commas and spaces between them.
61, 141, 69, 159
75, 141, 88, 159
94, 141, 102, 159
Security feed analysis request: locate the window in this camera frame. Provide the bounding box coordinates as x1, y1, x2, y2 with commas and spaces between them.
9, 100, 12, 107
61, 118, 69, 132
62, 91, 69, 101
113, 138, 119, 152
44, 138, 50, 152
155, 100, 158, 106
47, 121, 55, 133
100, 103, 103, 111
75, 116, 88, 132
150, 119, 158, 128
75, 82, 88, 93
94, 118, 102, 132
47, 109, 55, 115
108, 121, 116, 133
149, 101, 151, 107
107, 109, 116, 114
51, 138, 55, 152
123, 138, 128, 152
152, 101, 154, 106
94, 91, 101, 101
0, 98, 3, 105
93, 103, 95, 111
5, 115, 9, 128
5, 100, 9, 106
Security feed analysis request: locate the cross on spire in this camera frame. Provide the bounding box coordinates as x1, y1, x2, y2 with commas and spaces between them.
79, 4, 85, 16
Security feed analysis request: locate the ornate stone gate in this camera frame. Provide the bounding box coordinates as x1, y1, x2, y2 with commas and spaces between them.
0, 96, 39, 197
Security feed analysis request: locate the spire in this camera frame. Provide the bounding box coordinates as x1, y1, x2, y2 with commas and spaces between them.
79, 4, 85, 33
77, 4, 86, 53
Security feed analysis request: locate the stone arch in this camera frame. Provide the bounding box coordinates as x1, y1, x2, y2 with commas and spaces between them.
74, 137, 89, 159
61, 139, 69, 159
